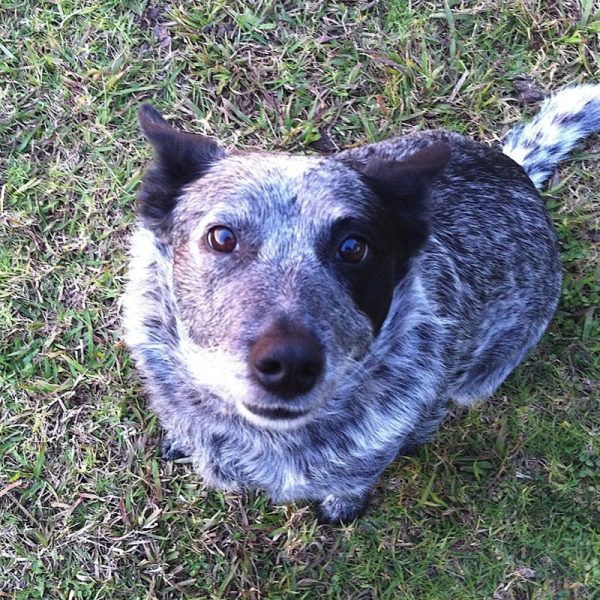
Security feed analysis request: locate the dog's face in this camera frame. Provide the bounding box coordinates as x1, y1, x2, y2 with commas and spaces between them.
137, 105, 449, 429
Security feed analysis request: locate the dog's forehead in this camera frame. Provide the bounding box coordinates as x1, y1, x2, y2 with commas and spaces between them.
181, 152, 370, 222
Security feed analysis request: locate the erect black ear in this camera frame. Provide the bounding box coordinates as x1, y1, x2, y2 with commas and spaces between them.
137, 104, 226, 240
358, 142, 451, 265
359, 142, 451, 207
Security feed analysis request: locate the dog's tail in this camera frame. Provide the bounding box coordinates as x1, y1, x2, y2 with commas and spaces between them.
502, 84, 600, 189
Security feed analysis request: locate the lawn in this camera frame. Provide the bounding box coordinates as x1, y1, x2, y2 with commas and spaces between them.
1, 1, 599, 598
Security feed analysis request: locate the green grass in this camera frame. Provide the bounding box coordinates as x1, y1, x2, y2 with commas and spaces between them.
1, 0, 599, 598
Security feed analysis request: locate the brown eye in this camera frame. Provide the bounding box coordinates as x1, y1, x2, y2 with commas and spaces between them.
338, 237, 368, 263
206, 226, 237, 253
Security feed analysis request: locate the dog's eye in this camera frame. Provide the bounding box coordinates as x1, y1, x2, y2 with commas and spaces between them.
206, 226, 237, 253
338, 237, 368, 263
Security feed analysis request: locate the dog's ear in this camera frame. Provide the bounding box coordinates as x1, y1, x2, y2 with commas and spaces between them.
359, 143, 451, 204
137, 105, 226, 240
357, 142, 451, 261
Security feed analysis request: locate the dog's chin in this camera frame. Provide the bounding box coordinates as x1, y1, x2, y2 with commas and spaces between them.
236, 401, 316, 431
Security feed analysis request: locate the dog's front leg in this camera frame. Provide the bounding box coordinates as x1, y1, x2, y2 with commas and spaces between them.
161, 432, 192, 461
312, 392, 448, 524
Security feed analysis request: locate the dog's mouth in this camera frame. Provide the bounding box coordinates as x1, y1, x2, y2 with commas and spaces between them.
243, 403, 309, 421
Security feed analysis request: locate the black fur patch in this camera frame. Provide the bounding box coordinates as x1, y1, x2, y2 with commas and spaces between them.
326, 144, 450, 332
326, 216, 398, 332
360, 143, 451, 276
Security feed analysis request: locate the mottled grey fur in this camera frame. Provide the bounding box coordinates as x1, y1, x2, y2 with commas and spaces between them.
123, 85, 600, 523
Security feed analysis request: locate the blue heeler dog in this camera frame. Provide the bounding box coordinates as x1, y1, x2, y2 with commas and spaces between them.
123, 85, 600, 523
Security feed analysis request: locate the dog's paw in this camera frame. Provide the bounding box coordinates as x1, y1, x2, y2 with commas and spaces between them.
161, 435, 192, 461
316, 493, 370, 525
397, 442, 420, 457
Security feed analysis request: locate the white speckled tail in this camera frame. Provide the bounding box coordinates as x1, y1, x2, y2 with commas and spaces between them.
503, 84, 600, 189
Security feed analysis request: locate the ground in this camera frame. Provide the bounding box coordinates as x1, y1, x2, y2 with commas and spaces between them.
1, 1, 599, 598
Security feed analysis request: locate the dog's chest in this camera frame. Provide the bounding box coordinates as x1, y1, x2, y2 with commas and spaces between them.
189, 428, 320, 500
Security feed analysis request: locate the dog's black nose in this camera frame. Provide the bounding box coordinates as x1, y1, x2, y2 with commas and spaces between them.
250, 327, 323, 399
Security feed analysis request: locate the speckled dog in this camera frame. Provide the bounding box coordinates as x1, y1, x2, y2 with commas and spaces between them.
123, 85, 600, 523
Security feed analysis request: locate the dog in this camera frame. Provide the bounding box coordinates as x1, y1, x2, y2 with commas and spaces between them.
123, 84, 600, 523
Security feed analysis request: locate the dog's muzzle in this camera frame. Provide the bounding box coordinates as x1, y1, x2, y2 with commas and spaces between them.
246, 322, 324, 418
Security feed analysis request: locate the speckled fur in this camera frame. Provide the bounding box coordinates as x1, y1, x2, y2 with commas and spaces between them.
123, 85, 599, 523
503, 84, 600, 188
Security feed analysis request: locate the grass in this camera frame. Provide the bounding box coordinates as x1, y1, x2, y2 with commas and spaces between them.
1, 0, 599, 598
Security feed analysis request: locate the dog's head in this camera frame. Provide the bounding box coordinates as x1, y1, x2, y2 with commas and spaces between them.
137, 105, 449, 429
